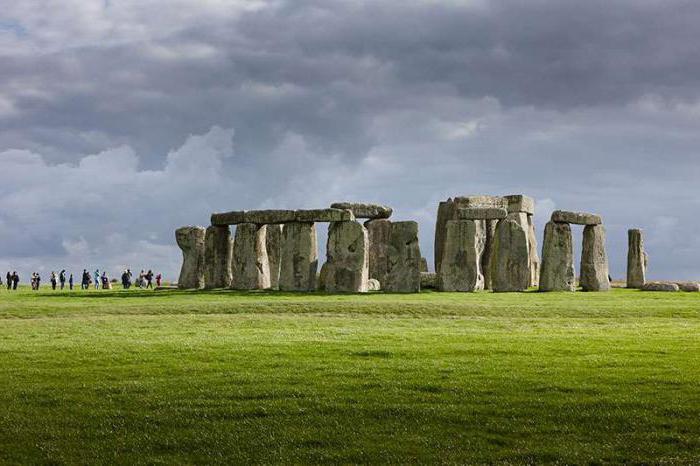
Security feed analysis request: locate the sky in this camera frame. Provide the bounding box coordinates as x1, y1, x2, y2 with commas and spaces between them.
1, 0, 700, 282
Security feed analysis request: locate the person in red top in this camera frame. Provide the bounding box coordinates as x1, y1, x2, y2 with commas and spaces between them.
155, 273, 162, 287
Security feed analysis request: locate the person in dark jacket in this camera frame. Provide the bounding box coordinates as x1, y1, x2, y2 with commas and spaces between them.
6, 272, 11, 290
12, 272, 19, 290
69, 273, 74, 290
59, 270, 66, 290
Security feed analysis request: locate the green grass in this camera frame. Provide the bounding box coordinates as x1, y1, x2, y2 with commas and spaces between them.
1, 286, 699, 464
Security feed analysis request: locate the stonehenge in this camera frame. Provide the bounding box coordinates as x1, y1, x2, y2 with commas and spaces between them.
204, 225, 232, 289
539, 222, 575, 291
438, 219, 485, 292
385, 221, 421, 293
322, 220, 369, 293
365, 219, 392, 287
266, 224, 283, 290
626, 229, 646, 289
231, 223, 271, 290
491, 219, 530, 292
580, 224, 610, 291
279, 222, 318, 291
175, 226, 206, 289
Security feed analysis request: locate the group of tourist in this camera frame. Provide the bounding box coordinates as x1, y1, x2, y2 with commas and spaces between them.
1, 268, 162, 291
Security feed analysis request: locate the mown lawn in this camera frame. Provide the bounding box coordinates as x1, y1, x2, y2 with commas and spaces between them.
0, 287, 699, 464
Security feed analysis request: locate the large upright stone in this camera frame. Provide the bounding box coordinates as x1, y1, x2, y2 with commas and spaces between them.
491, 219, 530, 292
527, 215, 540, 287
279, 222, 318, 291
385, 221, 421, 293
627, 229, 646, 289
434, 200, 456, 273
365, 219, 392, 286
175, 226, 206, 289
481, 220, 498, 290
266, 224, 283, 290
539, 221, 575, 292
580, 224, 610, 292
204, 225, 232, 289
438, 219, 485, 292
323, 221, 369, 292
231, 223, 271, 290
331, 203, 392, 219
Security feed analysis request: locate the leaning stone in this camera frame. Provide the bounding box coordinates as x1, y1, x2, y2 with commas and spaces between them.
175, 226, 206, 289
503, 195, 535, 215
539, 221, 575, 292
491, 219, 530, 292
331, 202, 392, 219
580, 224, 611, 292
385, 221, 421, 293
551, 210, 603, 225
420, 257, 429, 273
420, 272, 438, 289
279, 222, 318, 291
453, 195, 508, 209
677, 282, 700, 292
626, 229, 646, 289
367, 278, 381, 291
204, 225, 233, 289
323, 221, 369, 292
481, 220, 498, 290
231, 223, 271, 290
457, 207, 508, 220
211, 211, 246, 226
266, 224, 283, 290
244, 210, 296, 224
365, 219, 392, 285
295, 208, 354, 223
438, 219, 485, 292
642, 282, 680, 292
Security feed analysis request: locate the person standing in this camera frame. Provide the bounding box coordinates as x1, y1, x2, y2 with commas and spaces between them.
35, 273, 41, 290
50, 272, 58, 290
12, 272, 19, 290
94, 269, 100, 290
59, 270, 66, 290
155, 273, 162, 287
5, 272, 10, 290
81, 269, 89, 290
145, 270, 154, 289
69, 273, 74, 290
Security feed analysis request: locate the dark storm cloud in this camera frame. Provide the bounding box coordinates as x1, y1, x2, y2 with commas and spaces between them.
1, 0, 699, 280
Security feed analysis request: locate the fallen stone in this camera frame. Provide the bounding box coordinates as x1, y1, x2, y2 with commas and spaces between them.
551, 210, 603, 225
677, 282, 700, 292
365, 219, 392, 285
266, 224, 283, 290
642, 282, 680, 292
491, 219, 530, 292
279, 222, 318, 291
385, 221, 421, 293
323, 221, 369, 292
420, 272, 438, 289
204, 225, 233, 289
539, 221, 575, 292
626, 229, 646, 289
580, 224, 611, 291
367, 278, 381, 291
231, 223, 271, 290
331, 202, 392, 219
295, 208, 354, 223
175, 226, 206, 289
211, 211, 245, 226
420, 257, 429, 273
503, 195, 535, 215
438, 219, 485, 292
457, 207, 508, 220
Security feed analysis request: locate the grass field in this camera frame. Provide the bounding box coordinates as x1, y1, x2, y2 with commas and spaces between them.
0, 286, 699, 464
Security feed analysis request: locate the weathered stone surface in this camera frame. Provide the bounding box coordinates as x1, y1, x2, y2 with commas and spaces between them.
677, 282, 700, 292
231, 223, 271, 290
551, 210, 602, 225
266, 224, 283, 290
504, 195, 535, 215
434, 200, 457, 274
295, 209, 354, 223
453, 195, 508, 209
438, 220, 485, 292
527, 215, 540, 287
642, 282, 679, 292
539, 221, 575, 292
317, 264, 328, 291
175, 226, 206, 289
331, 202, 392, 219
204, 225, 232, 289
367, 278, 381, 291
365, 219, 392, 285
580, 224, 610, 292
627, 229, 646, 289
457, 207, 508, 220
323, 221, 369, 292
420, 272, 438, 289
420, 257, 429, 273
246, 210, 296, 224
491, 219, 530, 292
211, 211, 245, 226
481, 220, 498, 290
385, 221, 421, 293
279, 222, 318, 291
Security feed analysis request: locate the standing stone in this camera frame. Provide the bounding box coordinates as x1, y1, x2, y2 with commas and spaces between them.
527, 215, 540, 287
438, 220, 485, 292
627, 229, 646, 289
204, 225, 232, 289
420, 257, 429, 273
580, 224, 610, 292
266, 224, 283, 290
491, 219, 530, 292
481, 220, 498, 290
231, 223, 271, 290
434, 200, 456, 273
279, 222, 318, 291
175, 226, 206, 289
365, 219, 392, 286
539, 221, 575, 292
323, 220, 369, 292
385, 221, 421, 293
